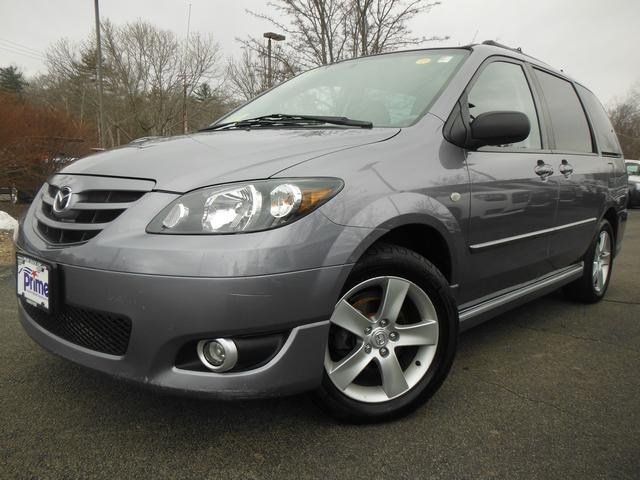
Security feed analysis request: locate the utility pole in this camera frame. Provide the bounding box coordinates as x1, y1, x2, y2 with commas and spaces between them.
94, 0, 105, 148
263, 32, 285, 88
182, 76, 188, 134
182, 3, 192, 134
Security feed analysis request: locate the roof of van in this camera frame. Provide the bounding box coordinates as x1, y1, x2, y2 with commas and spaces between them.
319, 40, 591, 94
470, 41, 565, 77
462, 40, 595, 93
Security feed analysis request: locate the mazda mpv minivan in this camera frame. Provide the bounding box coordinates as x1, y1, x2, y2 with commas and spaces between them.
15, 41, 628, 421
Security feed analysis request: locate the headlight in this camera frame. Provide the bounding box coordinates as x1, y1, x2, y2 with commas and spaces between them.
147, 178, 343, 234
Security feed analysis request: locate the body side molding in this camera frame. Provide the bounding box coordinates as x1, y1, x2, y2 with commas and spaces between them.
458, 263, 584, 330
469, 218, 597, 250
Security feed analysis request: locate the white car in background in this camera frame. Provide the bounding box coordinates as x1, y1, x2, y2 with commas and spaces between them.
0, 187, 18, 203
627, 160, 640, 207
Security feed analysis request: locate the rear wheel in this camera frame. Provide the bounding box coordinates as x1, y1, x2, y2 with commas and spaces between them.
564, 220, 614, 303
316, 243, 458, 422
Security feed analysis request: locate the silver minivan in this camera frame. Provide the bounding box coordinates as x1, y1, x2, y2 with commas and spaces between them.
16, 42, 627, 421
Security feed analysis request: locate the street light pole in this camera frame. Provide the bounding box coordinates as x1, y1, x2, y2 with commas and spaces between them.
263, 32, 286, 88
94, 0, 105, 148
267, 37, 272, 88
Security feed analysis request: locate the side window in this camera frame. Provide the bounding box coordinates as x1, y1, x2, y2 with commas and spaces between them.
468, 61, 542, 149
576, 85, 622, 156
533, 69, 593, 153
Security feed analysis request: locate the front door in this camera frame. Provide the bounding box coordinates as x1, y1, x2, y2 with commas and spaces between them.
461, 59, 558, 302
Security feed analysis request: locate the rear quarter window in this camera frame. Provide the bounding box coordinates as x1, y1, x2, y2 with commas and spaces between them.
576, 85, 622, 156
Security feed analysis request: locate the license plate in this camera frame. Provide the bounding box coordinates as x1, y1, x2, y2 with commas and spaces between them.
17, 255, 51, 312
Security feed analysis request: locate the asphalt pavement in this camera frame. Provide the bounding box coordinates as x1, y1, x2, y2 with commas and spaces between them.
1, 211, 639, 480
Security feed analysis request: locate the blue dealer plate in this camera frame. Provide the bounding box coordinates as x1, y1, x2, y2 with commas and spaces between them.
17, 254, 51, 313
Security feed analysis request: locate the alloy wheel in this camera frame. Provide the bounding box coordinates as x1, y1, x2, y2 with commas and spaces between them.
592, 230, 611, 294
324, 276, 439, 403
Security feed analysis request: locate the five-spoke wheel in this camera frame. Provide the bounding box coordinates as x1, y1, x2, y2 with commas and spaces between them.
316, 243, 458, 422
564, 219, 615, 303
325, 276, 439, 402
592, 230, 611, 294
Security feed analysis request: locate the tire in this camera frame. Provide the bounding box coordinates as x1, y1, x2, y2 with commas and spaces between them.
563, 220, 614, 303
315, 243, 458, 423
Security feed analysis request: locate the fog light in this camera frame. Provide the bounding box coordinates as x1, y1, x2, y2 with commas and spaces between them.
204, 341, 225, 366
197, 338, 238, 372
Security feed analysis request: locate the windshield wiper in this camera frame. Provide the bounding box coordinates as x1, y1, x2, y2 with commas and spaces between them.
199, 113, 373, 131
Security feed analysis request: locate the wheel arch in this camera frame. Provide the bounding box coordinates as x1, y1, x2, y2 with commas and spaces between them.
344, 214, 461, 287
602, 206, 618, 241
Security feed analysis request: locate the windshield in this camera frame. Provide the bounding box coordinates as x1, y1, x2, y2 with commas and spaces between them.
220, 50, 468, 128
627, 163, 640, 176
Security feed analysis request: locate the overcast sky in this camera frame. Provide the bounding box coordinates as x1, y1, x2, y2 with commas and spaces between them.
0, 0, 638, 104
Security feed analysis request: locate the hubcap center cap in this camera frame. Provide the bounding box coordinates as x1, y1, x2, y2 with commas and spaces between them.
370, 328, 389, 348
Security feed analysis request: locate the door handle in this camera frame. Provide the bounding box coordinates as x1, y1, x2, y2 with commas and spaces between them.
535, 160, 554, 181
559, 159, 574, 178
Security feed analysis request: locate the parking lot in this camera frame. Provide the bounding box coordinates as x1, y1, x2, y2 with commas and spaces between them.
1, 210, 638, 480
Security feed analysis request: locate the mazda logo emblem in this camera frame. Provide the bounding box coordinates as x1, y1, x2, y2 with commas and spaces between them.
53, 186, 73, 214
373, 331, 387, 347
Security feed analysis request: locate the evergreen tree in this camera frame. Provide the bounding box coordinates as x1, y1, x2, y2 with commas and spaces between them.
194, 82, 213, 103
0, 66, 28, 95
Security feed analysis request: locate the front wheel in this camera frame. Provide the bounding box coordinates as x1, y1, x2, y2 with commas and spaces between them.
315, 244, 458, 422
564, 220, 614, 303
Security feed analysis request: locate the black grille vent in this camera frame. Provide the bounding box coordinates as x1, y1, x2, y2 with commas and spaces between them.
37, 221, 101, 244
22, 300, 132, 356
36, 181, 148, 246
84, 190, 145, 203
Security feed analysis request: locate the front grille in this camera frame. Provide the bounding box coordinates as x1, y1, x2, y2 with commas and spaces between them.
22, 300, 132, 356
35, 176, 153, 246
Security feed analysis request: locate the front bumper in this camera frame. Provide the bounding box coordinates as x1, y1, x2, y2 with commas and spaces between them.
15, 175, 378, 397
18, 261, 351, 398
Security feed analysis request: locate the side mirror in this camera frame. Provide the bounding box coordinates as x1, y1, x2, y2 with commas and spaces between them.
470, 111, 530, 148
444, 106, 531, 150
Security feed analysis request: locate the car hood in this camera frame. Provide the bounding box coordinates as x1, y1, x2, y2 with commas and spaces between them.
629, 174, 640, 184
62, 128, 400, 192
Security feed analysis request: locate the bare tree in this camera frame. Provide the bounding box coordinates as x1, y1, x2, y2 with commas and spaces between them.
34, 39, 100, 125
101, 21, 222, 138
243, 0, 448, 72
249, 0, 349, 67
35, 20, 224, 146
226, 46, 295, 102
609, 83, 640, 159
348, 0, 446, 57
226, 50, 269, 102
